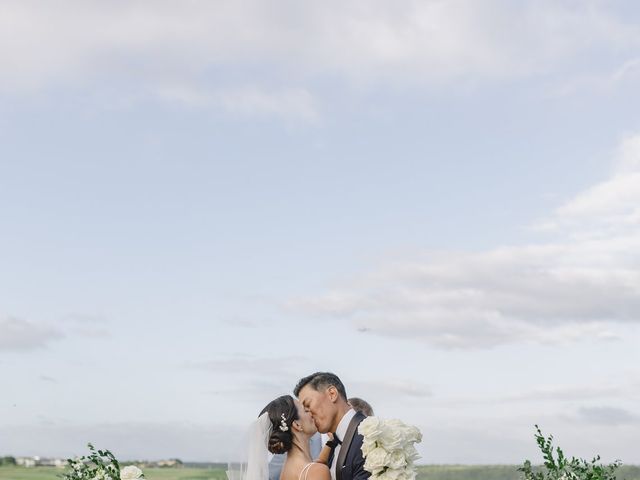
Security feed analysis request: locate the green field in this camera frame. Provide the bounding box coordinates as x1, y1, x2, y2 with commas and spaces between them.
0, 467, 226, 480
2, 465, 640, 480
420, 465, 640, 480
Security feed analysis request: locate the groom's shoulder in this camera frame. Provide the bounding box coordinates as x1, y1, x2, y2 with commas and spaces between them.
350, 412, 368, 443
353, 411, 367, 426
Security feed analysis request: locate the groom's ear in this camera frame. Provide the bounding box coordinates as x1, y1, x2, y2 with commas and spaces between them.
327, 385, 339, 403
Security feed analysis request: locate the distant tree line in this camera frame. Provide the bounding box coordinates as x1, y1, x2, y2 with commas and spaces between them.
0, 457, 16, 466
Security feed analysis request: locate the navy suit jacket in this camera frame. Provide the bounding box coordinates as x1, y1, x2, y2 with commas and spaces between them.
334, 411, 370, 480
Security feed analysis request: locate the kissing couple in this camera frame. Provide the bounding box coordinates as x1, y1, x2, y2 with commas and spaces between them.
235, 372, 371, 480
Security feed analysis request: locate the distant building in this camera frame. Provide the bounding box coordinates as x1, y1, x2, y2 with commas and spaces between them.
16, 457, 37, 468
15, 456, 66, 468
38, 457, 67, 467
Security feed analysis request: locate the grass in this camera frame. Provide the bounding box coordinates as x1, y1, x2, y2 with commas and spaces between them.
418, 465, 523, 480
416, 465, 640, 480
2, 465, 640, 480
0, 466, 60, 480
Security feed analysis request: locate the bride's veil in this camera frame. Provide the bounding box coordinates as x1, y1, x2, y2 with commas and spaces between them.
227, 412, 273, 480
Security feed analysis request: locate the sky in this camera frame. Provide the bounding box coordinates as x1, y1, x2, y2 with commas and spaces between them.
1, 0, 640, 466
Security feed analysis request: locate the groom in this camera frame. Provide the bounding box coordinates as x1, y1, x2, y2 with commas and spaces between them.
294, 372, 370, 480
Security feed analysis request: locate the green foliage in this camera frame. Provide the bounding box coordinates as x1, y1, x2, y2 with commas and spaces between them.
0, 457, 16, 466
518, 425, 621, 480
60, 443, 126, 480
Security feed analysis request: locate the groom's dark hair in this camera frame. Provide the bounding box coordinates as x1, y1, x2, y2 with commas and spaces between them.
294, 372, 348, 400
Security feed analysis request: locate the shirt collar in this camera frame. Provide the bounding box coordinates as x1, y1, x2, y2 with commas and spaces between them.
335, 408, 356, 442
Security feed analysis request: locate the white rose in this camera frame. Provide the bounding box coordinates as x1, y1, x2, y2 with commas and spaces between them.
378, 424, 405, 451
382, 420, 421, 443
364, 447, 390, 474
402, 425, 422, 444
361, 438, 377, 457
387, 451, 407, 470
402, 470, 416, 480
403, 444, 420, 463
359, 416, 384, 442
377, 468, 413, 480
121, 465, 144, 480
376, 469, 398, 480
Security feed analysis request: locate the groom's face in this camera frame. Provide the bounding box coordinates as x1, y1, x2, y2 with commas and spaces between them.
297, 384, 338, 434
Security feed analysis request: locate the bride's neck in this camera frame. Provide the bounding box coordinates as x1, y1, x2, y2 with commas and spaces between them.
290, 434, 312, 460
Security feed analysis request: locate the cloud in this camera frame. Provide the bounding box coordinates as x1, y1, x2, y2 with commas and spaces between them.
62, 313, 108, 324
550, 56, 640, 97
576, 406, 639, 426
423, 417, 640, 464
204, 381, 286, 398
287, 133, 640, 349
185, 355, 336, 402
222, 317, 262, 329
351, 379, 432, 400
439, 384, 631, 407
61, 313, 111, 338
549, 134, 640, 230
0, 317, 64, 352
0, 314, 110, 352
155, 85, 319, 122
0, 422, 241, 461
185, 354, 309, 377
422, 424, 532, 464
0, 1, 639, 95
501, 385, 624, 404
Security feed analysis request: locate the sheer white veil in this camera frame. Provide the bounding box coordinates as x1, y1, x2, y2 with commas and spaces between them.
227, 412, 273, 480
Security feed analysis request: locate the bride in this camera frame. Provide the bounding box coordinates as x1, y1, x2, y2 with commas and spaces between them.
237, 395, 331, 480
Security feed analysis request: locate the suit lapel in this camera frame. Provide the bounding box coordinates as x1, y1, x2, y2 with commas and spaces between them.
336, 411, 365, 480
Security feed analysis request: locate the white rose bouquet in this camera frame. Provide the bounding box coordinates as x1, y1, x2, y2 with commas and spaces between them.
62, 443, 145, 480
359, 417, 422, 480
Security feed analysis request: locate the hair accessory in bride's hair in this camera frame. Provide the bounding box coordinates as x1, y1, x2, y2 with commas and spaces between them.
279, 413, 289, 432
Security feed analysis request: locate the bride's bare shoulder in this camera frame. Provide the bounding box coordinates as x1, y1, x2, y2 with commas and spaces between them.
306, 463, 330, 480
280, 460, 306, 480
282, 460, 330, 480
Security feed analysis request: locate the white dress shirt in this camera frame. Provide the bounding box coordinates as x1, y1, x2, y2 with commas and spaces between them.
330, 408, 356, 480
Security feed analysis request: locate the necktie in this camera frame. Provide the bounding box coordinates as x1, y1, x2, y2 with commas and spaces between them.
328, 432, 342, 475
327, 432, 342, 449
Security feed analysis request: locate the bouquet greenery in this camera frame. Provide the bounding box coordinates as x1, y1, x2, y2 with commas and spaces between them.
62, 443, 144, 480
518, 425, 621, 480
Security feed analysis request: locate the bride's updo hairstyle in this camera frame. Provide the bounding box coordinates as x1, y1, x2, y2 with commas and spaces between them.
259, 395, 298, 454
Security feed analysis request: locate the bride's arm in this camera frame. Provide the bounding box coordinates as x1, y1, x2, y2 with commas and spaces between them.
314, 433, 335, 465
315, 445, 332, 465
